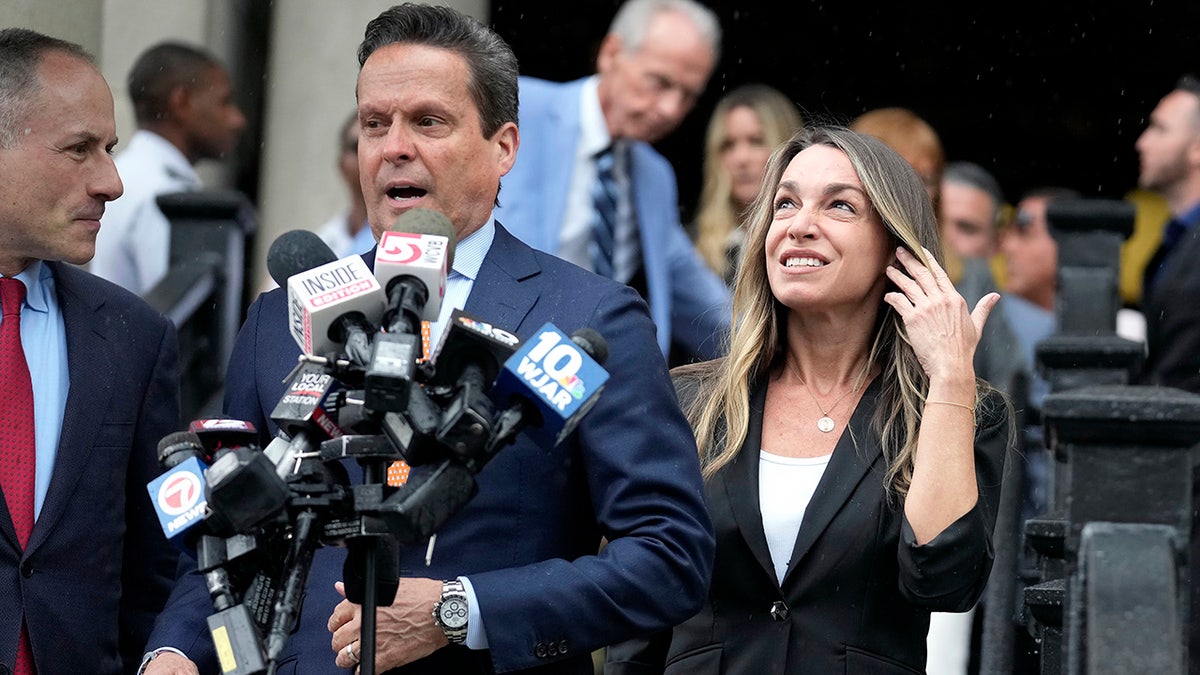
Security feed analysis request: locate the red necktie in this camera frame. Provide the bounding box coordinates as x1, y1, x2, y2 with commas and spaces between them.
0, 278, 35, 675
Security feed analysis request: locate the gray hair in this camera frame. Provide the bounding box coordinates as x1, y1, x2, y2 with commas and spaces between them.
609, 0, 721, 62
0, 28, 94, 148
943, 160, 1005, 223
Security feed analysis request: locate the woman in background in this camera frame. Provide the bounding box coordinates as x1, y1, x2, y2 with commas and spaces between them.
693, 84, 802, 286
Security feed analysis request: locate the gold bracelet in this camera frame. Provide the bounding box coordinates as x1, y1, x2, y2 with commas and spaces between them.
925, 399, 975, 413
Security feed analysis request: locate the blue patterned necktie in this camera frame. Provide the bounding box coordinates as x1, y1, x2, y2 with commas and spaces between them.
590, 146, 619, 279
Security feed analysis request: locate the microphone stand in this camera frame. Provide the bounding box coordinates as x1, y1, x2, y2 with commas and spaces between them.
359, 459, 383, 675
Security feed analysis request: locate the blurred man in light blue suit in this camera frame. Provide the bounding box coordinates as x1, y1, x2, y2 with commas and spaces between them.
496, 0, 730, 362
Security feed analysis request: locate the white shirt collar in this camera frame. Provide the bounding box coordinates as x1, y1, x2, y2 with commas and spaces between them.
125, 130, 201, 185
579, 76, 612, 158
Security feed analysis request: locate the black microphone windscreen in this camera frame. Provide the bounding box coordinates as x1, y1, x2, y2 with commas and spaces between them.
266, 230, 338, 288
570, 328, 609, 366
390, 208, 458, 271
157, 431, 206, 469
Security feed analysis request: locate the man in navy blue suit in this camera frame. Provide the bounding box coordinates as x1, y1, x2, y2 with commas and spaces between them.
0, 29, 181, 674
143, 4, 713, 674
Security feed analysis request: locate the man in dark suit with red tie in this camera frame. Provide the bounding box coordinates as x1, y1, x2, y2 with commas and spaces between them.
0, 28, 181, 674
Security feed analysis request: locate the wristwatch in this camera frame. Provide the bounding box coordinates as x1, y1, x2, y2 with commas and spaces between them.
432, 579, 469, 644
138, 647, 185, 674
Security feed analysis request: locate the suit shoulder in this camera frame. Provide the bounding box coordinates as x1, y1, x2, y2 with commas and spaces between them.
527, 246, 632, 291
517, 75, 556, 95
518, 75, 586, 96
629, 141, 673, 175
53, 263, 172, 327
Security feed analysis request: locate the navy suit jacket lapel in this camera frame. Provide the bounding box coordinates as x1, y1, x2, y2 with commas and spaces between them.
27, 264, 115, 554
462, 224, 539, 333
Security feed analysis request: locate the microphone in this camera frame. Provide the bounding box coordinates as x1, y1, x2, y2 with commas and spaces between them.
188, 418, 259, 462
148, 432, 211, 547
285, 254, 386, 362
264, 510, 322, 663
374, 208, 456, 331
266, 229, 337, 288
269, 228, 385, 365
428, 311, 521, 464
490, 323, 610, 448
269, 360, 346, 477
205, 446, 291, 535
567, 327, 609, 366
379, 385, 444, 467
428, 310, 522, 388
364, 209, 457, 411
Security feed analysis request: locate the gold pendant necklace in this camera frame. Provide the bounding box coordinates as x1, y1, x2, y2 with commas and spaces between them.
789, 359, 869, 433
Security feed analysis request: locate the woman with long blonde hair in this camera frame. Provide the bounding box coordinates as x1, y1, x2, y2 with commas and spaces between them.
608, 125, 1012, 674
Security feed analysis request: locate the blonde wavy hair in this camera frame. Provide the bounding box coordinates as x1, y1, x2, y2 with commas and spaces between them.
686, 125, 981, 501
693, 84, 803, 279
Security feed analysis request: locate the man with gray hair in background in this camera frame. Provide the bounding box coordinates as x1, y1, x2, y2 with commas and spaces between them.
940, 160, 1006, 260
496, 0, 731, 365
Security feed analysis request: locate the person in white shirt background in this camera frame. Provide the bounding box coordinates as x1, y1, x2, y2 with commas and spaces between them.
317, 110, 376, 259
90, 41, 246, 295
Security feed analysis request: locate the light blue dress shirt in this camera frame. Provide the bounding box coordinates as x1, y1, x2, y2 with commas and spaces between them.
425, 217, 492, 347
419, 217, 495, 649
5, 262, 69, 519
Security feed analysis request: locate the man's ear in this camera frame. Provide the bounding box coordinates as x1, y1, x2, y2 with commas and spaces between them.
595, 33, 623, 75
493, 122, 519, 176
1188, 134, 1200, 168
166, 84, 191, 122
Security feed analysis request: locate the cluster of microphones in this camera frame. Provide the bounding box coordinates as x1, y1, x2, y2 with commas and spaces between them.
145, 209, 610, 675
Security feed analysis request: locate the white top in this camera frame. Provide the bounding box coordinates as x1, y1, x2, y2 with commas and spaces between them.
317, 211, 376, 259
759, 449, 832, 585
91, 130, 201, 294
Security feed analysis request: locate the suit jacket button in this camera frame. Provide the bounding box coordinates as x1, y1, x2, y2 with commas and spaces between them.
557, 639, 569, 655
20, 561, 33, 578
770, 600, 789, 621
535, 642, 548, 658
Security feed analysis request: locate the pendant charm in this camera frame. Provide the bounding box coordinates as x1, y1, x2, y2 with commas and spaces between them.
817, 416, 835, 433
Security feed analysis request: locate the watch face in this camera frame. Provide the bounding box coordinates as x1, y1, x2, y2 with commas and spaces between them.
439, 596, 469, 629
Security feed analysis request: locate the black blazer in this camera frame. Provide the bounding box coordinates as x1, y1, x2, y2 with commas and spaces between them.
1142, 223, 1200, 393
610, 369, 1011, 675
0, 263, 180, 674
